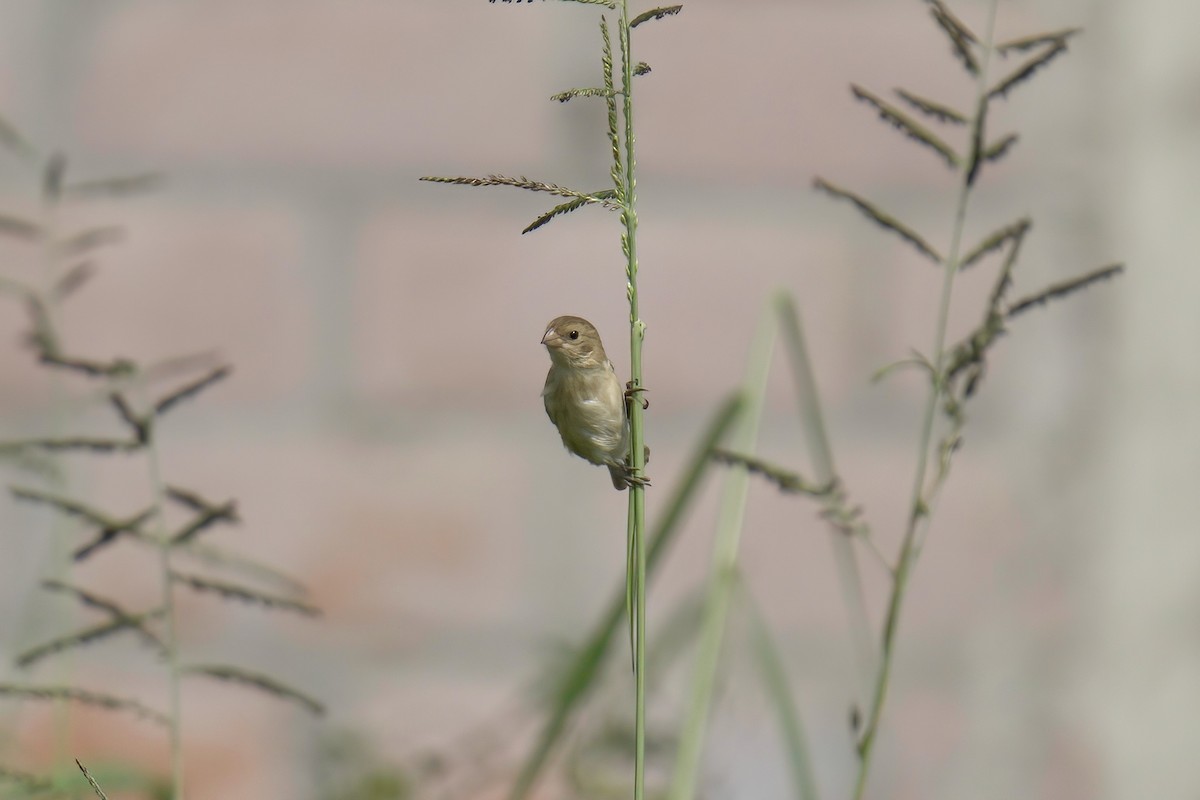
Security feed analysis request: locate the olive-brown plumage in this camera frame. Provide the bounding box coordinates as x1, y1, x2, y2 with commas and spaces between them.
541, 315, 633, 490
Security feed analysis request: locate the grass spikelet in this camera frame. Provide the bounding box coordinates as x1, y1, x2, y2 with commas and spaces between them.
42, 580, 127, 617
73, 510, 156, 561
989, 41, 1069, 99
0, 684, 169, 725
872, 351, 936, 383
965, 96, 987, 186
550, 87, 616, 103
893, 88, 967, 125
171, 572, 321, 617
1006, 264, 1125, 318
39, 352, 137, 378
17, 611, 165, 668
925, 0, 977, 41
110, 393, 149, 442
184, 665, 325, 716
0, 436, 142, 454
165, 485, 224, 513
925, 0, 979, 74
601, 16, 623, 202
153, 366, 232, 417
710, 450, 833, 497
169, 499, 239, 545
38, 581, 167, 652
996, 28, 1081, 55
11, 486, 113, 525
982, 132, 1020, 163
942, 218, 1031, 397
959, 217, 1031, 271
111, 350, 222, 389
851, 84, 959, 167
418, 174, 620, 209
176, 541, 309, 596
985, 219, 1027, 309
75, 760, 109, 800
630, 5, 681, 28
523, 190, 617, 234
813, 178, 943, 264
10, 490, 156, 560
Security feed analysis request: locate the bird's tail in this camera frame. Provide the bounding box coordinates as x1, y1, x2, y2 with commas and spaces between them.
609, 445, 650, 491
609, 465, 629, 491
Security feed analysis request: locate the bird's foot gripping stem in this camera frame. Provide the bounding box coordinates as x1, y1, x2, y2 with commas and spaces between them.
625, 382, 649, 410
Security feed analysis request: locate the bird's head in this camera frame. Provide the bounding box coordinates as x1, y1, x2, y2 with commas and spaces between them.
542, 315, 608, 368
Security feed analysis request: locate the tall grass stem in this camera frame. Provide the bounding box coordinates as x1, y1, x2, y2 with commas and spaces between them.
669, 306, 776, 800
142, 418, 183, 800
852, 3, 1000, 797
775, 294, 875, 702
616, 2, 649, 798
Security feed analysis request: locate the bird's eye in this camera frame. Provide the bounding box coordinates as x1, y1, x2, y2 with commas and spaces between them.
569, 330, 579, 340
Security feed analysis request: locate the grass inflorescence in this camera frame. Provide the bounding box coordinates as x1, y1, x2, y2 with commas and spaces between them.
0, 117, 322, 800
747, 2, 1122, 797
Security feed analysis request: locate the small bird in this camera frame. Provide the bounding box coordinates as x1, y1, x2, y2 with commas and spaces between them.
541, 315, 645, 490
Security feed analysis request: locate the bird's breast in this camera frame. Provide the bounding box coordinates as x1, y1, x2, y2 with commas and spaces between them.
543, 362, 628, 465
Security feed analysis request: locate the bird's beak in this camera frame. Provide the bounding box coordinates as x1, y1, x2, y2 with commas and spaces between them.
541, 329, 557, 346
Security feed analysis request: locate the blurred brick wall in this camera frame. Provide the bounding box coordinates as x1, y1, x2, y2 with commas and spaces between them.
0, 1, 1193, 799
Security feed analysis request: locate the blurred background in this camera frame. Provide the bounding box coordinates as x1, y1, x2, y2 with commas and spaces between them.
0, 0, 1196, 798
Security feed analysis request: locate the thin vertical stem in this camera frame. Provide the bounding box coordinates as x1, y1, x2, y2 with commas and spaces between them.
37, 158, 73, 767
776, 294, 875, 703
669, 309, 776, 800
143, 419, 183, 800
616, 3, 648, 799
743, 580, 820, 800
851, 3, 1000, 798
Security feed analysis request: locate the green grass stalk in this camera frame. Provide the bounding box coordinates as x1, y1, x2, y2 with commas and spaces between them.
75, 760, 109, 800
34, 160, 75, 770
615, 3, 649, 798
744, 583, 819, 800
775, 293, 875, 702
669, 307, 776, 800
508, 395, 744, 800
141, 419, 183, 800
851, 3, 1000, 797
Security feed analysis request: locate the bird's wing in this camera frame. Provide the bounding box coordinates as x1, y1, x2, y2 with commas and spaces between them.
542, 367, 558, 424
